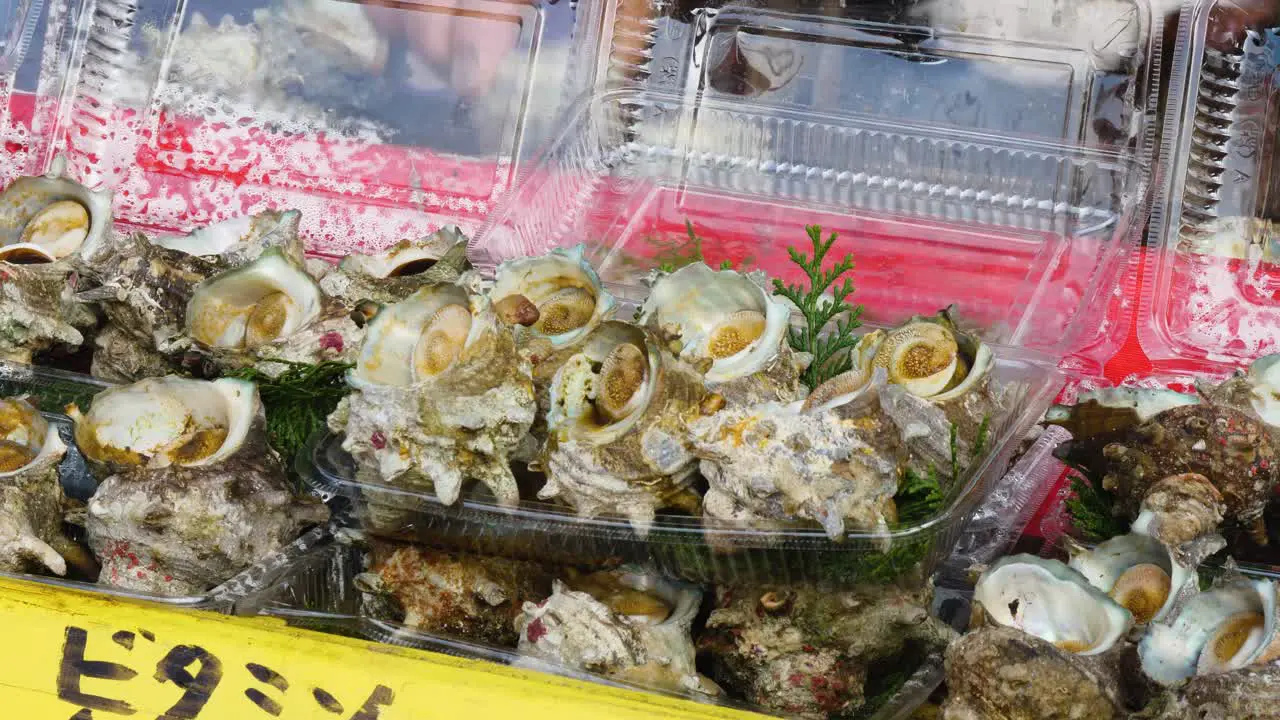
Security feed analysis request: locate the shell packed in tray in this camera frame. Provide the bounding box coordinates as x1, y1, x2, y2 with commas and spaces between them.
315, 536, 956, 720
0, 166, 351, 597
325, 226, 1024, 544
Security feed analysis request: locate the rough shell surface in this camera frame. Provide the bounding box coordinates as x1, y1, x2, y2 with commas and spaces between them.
319, 228, 471, 306
514, 578, 716, 697
0, 398, 69, 575
90, 325, 176, 384
0, 260, 96, 364
1100, 404, 1278, 544
638, 263, 803, 406
336, 291, 536, 507
698, 583, 954, 720
1142, 664, 1280, 720
540, 323, 706, 536
86, 453, 328, 596
362, 543, 553, 648
941, 625, 1127, 720
688, 398, 899, 541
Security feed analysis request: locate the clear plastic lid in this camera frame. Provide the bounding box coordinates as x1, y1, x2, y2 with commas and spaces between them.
12, 0, 588, 255
8, 0, 1163, 287
1143, 0, 1280, 368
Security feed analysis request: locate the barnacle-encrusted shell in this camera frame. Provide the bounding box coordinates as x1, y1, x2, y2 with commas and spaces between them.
942, 625, 1128, 720
1067, 531, 1224, 625
638, 263, 803, 405
1101, 405, 1277, 545
941, 555, 1133, 719
335, 281, 536, 507
0, 398, 69, 575
514, 571, 718, 697
699, 584, 955, 720
539, 321, 705, 536
86, 451, 328, 595
1143, 664, 1280, 719
688, 394, 899, 541
356, 543, 554, 648
0, 260, 97, 364
318, 227, 471, 306
0, 158, 112, 264
77, 211, 306, 380
1140, 575, 1280, 687
1201, 353, 1280, 435
67, 377, 266, 475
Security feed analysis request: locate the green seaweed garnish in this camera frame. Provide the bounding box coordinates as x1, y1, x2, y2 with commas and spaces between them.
772, 225, 864, 390
1064, 472, 1127, 542
226, 360, 353, 462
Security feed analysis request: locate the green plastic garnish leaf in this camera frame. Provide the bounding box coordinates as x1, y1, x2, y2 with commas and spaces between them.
895, 467, 946, 527
1064, 473, 1128, 542
772, 225, 864, 390
226, 360, 353, 462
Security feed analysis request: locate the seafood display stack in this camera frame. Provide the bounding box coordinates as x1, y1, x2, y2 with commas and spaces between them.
7, 0, 1280, 715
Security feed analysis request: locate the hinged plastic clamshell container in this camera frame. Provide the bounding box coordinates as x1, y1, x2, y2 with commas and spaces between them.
0, 361, 330, 613
1143, 0, 1280, 369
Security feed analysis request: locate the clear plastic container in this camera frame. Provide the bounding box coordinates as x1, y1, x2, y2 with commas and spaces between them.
1142, 0, 1280, 369
253, 538, 956, 720
8, 0, 591, 254
303, 348, 1062, 586
0, 360, 331, 612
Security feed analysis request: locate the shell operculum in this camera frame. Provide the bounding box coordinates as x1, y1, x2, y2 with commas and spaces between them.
0, 158, 112, 263
974, 554, 1133, 656
69, 376, 260, 470
186, 249, 323, 351
1139, 576, 1280, 686
490, 244, 616, 348
547, 323, 655, 439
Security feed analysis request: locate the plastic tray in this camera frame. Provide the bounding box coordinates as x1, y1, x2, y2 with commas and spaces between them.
253, 539, 956, 720
1142, 0, 1280, 369
0, 360, 331, 612
301, 348, 1063, 587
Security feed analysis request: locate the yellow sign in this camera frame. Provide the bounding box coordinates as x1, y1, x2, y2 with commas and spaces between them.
0, 576, 764, 719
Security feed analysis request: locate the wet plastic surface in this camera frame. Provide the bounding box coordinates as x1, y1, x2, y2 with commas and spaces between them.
0, 361, 331, 613
1143, 0, 1280, 368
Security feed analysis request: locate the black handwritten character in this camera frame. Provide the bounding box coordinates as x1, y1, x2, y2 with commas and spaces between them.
153, 645, 223, 720
349, 685, 395, 720
58, 626, 138, 718
244, 663, 288, 717
312, 688, 344, 715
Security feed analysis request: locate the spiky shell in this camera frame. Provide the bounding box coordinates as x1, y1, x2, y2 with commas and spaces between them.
1139, 575, 1280, 687
319, 227, 471, 306
699, 583, 954, 720
357, 542, 554, 648
0, 158, 112, 263
514, 572, 716, 697
941, 625, 1128, 720
184, 248, 358, 374
86, 451, 328, 595
539, 322, 705, 536
0, 398, 69, 575
688, 398, 898, 541
67, 377, 268, 477
638, 263, 803, 406
76, 211, 306, 380
337, 283, 536, 508
491, 245, 616, 350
